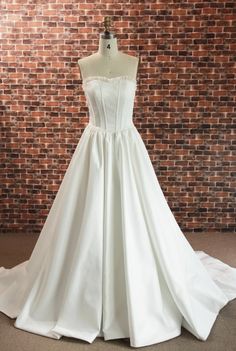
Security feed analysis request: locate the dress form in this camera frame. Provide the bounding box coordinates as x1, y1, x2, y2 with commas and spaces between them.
78, 21, 139, 81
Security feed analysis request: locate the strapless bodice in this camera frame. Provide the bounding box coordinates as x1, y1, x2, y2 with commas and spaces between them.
82, 76, 137, 132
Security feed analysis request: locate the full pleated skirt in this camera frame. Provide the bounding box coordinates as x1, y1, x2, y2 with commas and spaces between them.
1, 122, 236, 348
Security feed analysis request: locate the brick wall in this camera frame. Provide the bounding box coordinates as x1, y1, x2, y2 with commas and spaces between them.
0, 1, 235, 233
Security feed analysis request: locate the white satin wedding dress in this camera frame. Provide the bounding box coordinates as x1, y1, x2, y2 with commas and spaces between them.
1, 75, 236, 348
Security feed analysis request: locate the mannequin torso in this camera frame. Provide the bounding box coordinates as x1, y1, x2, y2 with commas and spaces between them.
78, 36, 139, 81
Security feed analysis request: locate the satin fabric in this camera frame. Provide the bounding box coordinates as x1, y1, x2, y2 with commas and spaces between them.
0, 75, 236, 348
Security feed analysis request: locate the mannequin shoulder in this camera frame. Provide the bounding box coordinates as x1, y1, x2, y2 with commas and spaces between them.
78, 53, 96, 64
120, 52, 139, 63
77, 54, 97, 79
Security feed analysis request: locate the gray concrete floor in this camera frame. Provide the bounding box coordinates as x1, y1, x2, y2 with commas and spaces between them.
0, 232, 236, 351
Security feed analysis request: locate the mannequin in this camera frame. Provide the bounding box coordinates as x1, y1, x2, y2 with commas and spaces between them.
78, 17, 139, 82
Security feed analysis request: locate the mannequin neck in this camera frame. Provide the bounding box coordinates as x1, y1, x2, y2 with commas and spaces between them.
97, 36, 119, 57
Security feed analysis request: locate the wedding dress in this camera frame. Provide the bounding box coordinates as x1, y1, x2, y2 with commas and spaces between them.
0, 75, 236, 348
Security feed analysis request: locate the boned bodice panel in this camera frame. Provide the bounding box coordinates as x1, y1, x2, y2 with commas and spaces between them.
82, 76, 137, 132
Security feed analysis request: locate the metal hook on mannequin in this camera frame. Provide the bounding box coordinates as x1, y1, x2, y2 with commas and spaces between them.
100, 16, 117, 40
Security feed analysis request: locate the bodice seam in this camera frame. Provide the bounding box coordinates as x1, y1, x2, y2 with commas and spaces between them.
82, 75, 137, 89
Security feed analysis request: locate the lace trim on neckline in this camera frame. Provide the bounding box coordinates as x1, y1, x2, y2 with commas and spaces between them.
82, 75, 137, 86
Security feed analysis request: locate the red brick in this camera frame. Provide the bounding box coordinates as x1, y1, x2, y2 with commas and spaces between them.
0, 0, 235, 234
